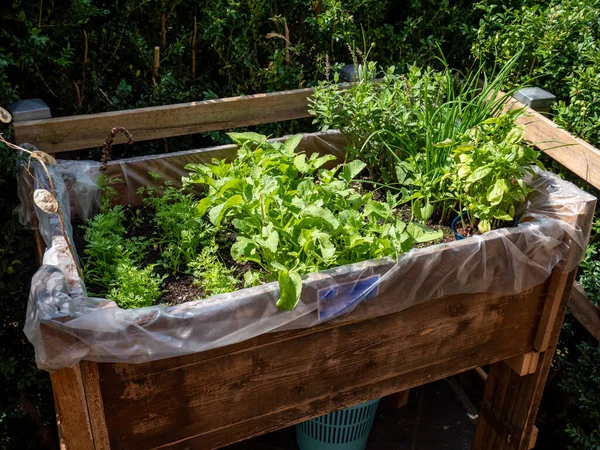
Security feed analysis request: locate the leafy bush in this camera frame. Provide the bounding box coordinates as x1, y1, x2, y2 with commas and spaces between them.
82, 203, 163, 309
185, 132, 441, 309
310, 55, 538, 230
472, 0, 600, 146
450, 111, 541, 233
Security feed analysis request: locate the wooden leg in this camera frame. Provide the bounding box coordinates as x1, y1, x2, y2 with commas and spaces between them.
50, 365, 95, 450
472, 270, 576, 450
381, 389, 410, 410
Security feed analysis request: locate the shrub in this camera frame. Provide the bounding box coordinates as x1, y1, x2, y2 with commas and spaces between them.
472, 0, 600, 146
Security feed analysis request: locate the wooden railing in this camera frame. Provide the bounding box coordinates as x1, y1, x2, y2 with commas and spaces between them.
11, 85, 600, 340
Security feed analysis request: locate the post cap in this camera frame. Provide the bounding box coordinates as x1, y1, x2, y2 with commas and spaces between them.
8, 99, 51, 122
513, 87, 556, 111
339, 64, 356, 82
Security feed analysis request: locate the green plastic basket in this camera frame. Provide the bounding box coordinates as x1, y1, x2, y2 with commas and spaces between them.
295, 398, 380, 450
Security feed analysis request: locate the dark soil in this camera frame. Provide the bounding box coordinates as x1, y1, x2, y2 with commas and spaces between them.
455, 222, 478, 239
161, 277, 205, 306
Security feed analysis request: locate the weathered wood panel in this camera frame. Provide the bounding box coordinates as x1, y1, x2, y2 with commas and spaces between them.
473, 270, 576, 450
13, 88, 313, 153
50, 366, 95, 450
507, 97, 600, 190
569, 282, 600, 341
96, 283, 548, 450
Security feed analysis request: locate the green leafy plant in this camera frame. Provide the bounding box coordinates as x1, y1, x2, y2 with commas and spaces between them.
141, 178, 215, 273
473, 0, 600, 147
184, 132, 441, 310
449, 111, 542, 233
189, 245, 239, 296
82, 186, 163, 309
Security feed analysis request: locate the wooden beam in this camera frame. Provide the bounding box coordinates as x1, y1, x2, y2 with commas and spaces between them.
506, 97, 600, 190
50, 366, 95, 450
504, 352, 540, 377
381, 390, 410, 410
13, 87, 314, 153
534, 270, 570, 352
473, 269, 576, 450
569, 282, 600, 341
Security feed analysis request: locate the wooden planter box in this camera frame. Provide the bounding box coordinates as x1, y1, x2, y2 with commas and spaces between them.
16, 88, 596, 450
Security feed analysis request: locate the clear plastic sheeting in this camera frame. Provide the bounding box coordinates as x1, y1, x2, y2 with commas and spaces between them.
19, 132, 596, 371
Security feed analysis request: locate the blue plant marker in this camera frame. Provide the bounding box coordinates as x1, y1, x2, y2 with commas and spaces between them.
318, 275, 380, 321
451, 212, 468, 240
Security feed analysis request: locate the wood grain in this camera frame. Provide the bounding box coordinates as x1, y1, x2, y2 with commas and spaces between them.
13, 88, 313, 153
95, 284, 548, 450
506, 97, 600, 190
473, 269, 576, 450
533, 270, 570, 352
50, 366, 95, 450
503, 352, 540, 377
569, 282, 600, 341
80, 362, 110, 450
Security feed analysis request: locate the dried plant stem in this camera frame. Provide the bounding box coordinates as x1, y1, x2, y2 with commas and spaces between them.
100, 126, 133, 171
0, 135, 83, 280
192, 16, 197, 78
153, 46, 160, 85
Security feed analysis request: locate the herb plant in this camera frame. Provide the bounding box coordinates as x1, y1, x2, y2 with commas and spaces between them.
449, 111, 542, 233
184, 132, 441, 310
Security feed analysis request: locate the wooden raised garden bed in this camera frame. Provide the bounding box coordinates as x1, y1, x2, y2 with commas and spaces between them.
16, 88, 596, 450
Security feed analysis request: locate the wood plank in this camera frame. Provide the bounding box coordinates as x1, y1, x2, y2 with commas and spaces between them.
503, 352, 539, 377
569, 282, 600, 341
533, 270, 570, 352
96, 283, 548, 450
50, 365, 95, 450
13, 87, 314, 153
80, 362, 111, 450
506, 97, 600, 190
473, 269, 576, 450
381, 390, 410, 410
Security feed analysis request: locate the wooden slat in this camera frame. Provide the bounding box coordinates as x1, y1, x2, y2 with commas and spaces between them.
569, 282, 600, 341
381, 390, 410, 410
96, 283, 548, 450
533, 270, 570, 352
50, 366, 95, 450
13, 87, 313, 153
473, 269, 576, 450
505, 97, 600, 190
80, 362, 111, 450
503, 352, 540, 377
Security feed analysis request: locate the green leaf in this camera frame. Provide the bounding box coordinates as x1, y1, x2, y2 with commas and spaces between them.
364, 200, 390, 219
478, 219, 491, 234
506, 127, 524, 144
487, 179, 508, 205
231, 236, 260, 263
420, 202, 434, 221
284, 134, 303, 153
257, 228, 279, 253
294, 154, 310, 173
227, 132, 267, 146
407, 222, 444, 243
341, 160, 367, 182
208, 194, 243, 226
195, 197, 213, 217
276, 270, 302, 310
467, 166, 492, 183
433, 138, 455, 147
303, 205, 340, 230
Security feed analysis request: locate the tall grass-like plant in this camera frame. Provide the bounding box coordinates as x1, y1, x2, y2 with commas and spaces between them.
311, 50, 531, 224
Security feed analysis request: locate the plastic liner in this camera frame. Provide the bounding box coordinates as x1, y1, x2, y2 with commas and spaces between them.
19, 131, 596, 371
